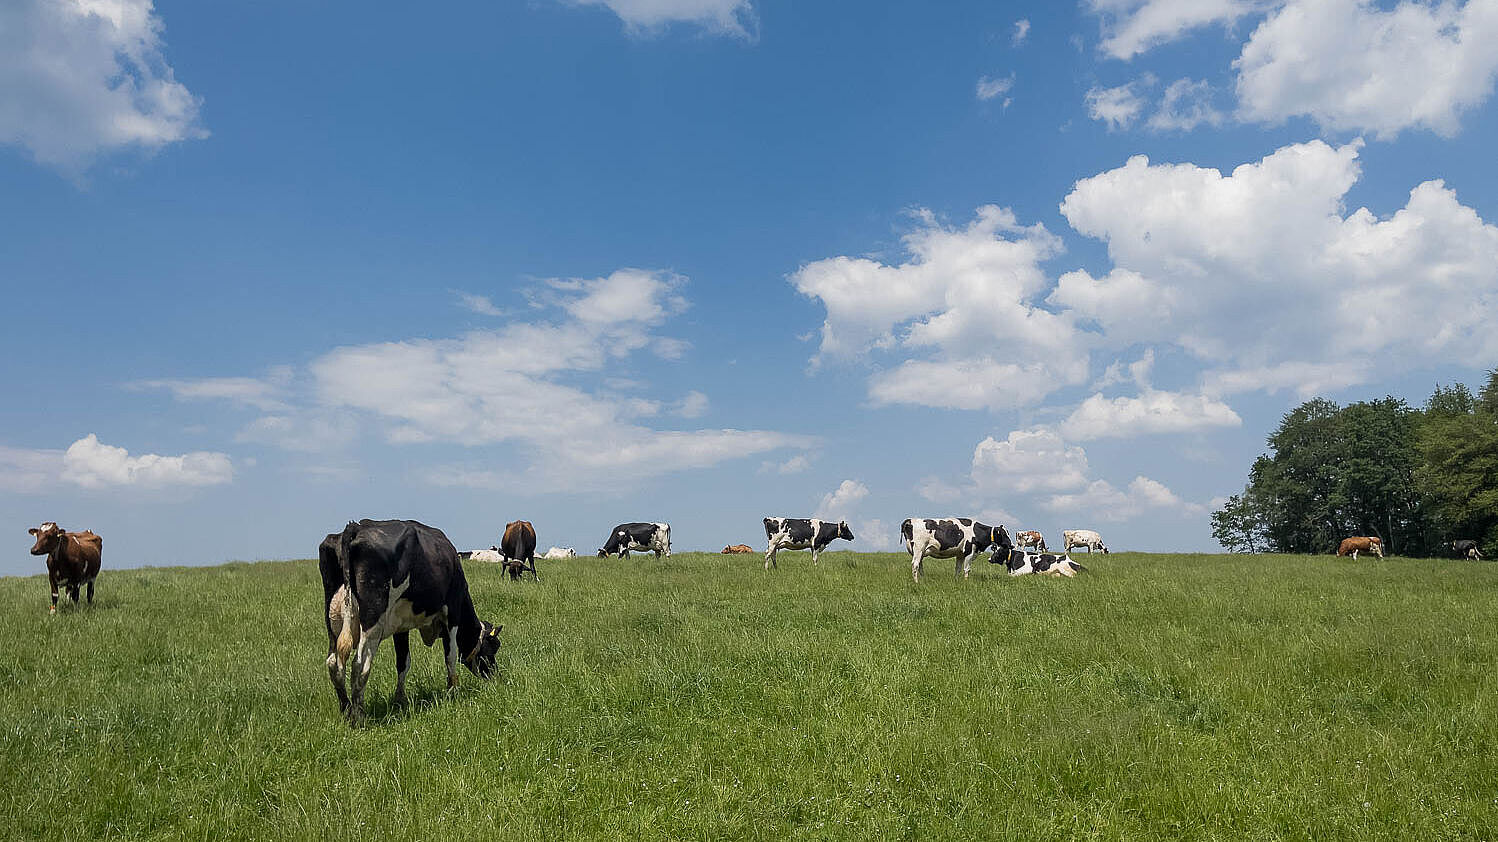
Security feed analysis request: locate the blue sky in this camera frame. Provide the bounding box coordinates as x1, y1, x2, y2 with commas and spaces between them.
4, 0, 1498, 572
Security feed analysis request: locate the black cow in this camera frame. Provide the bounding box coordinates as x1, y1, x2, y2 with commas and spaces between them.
762, 517, 854, 569
1453, 540, 1484, 561
996, 548, 1088, 578
500, 520, 539, 581
322, 519, 502, 724
597, 522, 671, 559
900, 517, 1011, 582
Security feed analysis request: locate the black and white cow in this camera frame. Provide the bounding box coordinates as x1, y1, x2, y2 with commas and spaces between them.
598, 522, 671, 559
1063, 529, 1109, 554
901, 517, 1012, 582
996, 548, 1088, 578
1453, 540, 1484, 560
321, 519, 503, 724
762, 517, 854, 570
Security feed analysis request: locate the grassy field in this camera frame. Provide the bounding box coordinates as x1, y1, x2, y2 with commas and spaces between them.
4, 550, 1498, 841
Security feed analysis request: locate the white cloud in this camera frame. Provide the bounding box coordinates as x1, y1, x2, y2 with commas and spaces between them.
760, 453, 812, 475
1012, 19, 1031, 45
1043, 475, 1204, 520
0, 0, 204, 171
0, 445, 64, 492
856, 518, 894, 551
1236, 0, 1498, 138
1060, 389, 1242, 440
976, 74, 1015, 103
672, 390, 710, 418
1147, 77, 1223, 131
915, 475, 964, 504
1055, 139, 1498, 395
1087, 0, 1267, 59
132, 372, 292, 411
792, 206, 1088, 410
971, 427, 1091, 495
456, 291, 505, 317
816, 479, 869, 519
566, 0, 756, 37
1085, 79, 1151, 130
60, 434, 232, 488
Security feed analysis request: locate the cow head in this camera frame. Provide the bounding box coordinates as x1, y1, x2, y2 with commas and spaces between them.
991, 524, 1013, 552
27, 522, 62, 556
838, 521, 854, 541
464, 622, 503, 679
596, 548, 608, 558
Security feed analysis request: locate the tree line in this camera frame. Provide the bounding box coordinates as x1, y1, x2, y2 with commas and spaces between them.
1211, 370, 1498, 557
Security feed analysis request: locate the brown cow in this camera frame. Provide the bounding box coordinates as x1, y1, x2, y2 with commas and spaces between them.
500, 520, 538, 581
721, 544, 754, 554
1015, 530, 1047, 551
28, 522, 102, 613
1336, 536, 1384, 559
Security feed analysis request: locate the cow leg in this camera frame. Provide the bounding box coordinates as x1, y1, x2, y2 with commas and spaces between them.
86, 581, 94, 605
961, 552, 973, 580
765, 545, 777, 570
392, 632, 411, 708
442, 627, 462, 691
68, 586, 80, 604
348, 630, 383, 725
48, 571, 59, 614
1351, 549, 1358, 559
911, 550, 924, 583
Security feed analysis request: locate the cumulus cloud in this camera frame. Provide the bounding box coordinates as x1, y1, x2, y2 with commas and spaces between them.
856, 518, 895, 551
0, 0, 204, 171
60, 434, 232, 488
971, 428, 1091, 495
792, 206, 1088, 410
816, 479, 869, 520
1060, 390, 1242, 440
1085, 79, 1150, 130
760, 453, 811, 475
1043, 475, 1205, 520
1146, 78, 1224, 131
1087, 0, 1267, 59
1054, 139, 1498, 395
1236, 0, 1498, 138
566, 0, 756, 37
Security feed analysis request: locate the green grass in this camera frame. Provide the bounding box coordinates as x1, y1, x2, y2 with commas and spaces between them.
4, 551, 1498, 840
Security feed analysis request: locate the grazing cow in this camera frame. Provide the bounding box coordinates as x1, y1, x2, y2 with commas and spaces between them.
1452, 540, 1484, 561
900, 517, 1011, 582
28, 522, 102, 614
1015, 530, 1047, 552
468, 547, 504, 563
1063, 529, 1109, 554
321, 519, 502, 724
762, 518, 854, 570
998, 549, 1087, 578
541, 546, 577, 560
500, 520, 539, 581
1335, 536, 1384, 559
597, 522, 671, 559
721, 544, 754, 554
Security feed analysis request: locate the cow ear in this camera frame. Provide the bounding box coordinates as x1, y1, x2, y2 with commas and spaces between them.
27, 528, 37, 536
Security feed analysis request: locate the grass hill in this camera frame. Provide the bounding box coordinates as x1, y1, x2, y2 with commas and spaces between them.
4, 551, 1497, 840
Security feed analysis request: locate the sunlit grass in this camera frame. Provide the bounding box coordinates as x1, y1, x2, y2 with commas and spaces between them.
3, 551, 1496, 840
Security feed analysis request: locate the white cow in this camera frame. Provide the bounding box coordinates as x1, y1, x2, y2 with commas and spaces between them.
541, 546, 576, 560
469, 546, 504, 563
1063, 529, 1109, 554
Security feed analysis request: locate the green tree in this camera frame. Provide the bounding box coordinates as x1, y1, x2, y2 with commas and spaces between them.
1210, 489, 1269, 552
1416, 371, 1498, 556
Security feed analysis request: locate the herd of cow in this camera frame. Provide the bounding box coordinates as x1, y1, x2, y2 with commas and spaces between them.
20, 515, 1490, 724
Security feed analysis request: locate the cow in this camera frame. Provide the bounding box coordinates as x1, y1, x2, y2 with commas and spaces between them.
1015, 530, 1047, 552
1335, 536, 1384, 559
541, 546, 577, 560
1063, 529, 1109, 554
500, 520, 539, 581
721, 544, 754, 554
321, 519, 503, 725
762, 518, 854, 570
997, 548, 1087, 578
468, 547, 504, 563
597, 522, 671, 559
900, 517, 1011, 582
28, 522, 102, 614
1452, 540, 1484, 561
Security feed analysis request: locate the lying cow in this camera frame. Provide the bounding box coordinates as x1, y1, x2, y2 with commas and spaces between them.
28, 522, 102, 614
322, 519, 503, 724
1336, 536, 1383, 559
500, 520, 539, 581
598, 522, 671, 559
468, 547, 504, 563
901, 517, 1011, 582
997, 548, 1087, 578
762, 518, 854, 569
1015, 530, 1047, 552
1063, 529, 1109, 554
541, 546, 576, 560
721, 544, 754, 554
1452, 540, 1484, 561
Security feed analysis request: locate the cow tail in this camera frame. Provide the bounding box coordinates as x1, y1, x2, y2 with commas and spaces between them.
336, 521, 361, 661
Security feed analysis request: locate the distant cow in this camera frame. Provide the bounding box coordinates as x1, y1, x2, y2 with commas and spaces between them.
598, 522, 671, 559
28, 522, 102, 614
500, 520, 539, 581
901, 517, 1011, 582
721, 544, 754, 554
1336, 536, 1383, 559
998, 549, 1087, 578
321, 519, 502, 724
1452, 540, 1484, 560
541, 547, 576, 560
1063, 529, 1109, 554
468, 547, 504, 563
1016, 530, 1047, 552
762, 518, 854, 569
